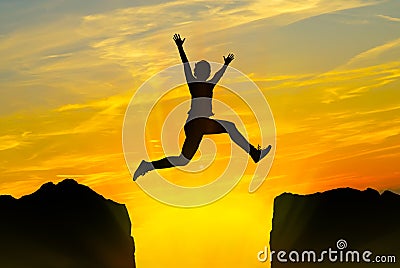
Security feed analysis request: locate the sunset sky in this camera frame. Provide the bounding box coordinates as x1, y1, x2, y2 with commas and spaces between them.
1, 0, 400, 267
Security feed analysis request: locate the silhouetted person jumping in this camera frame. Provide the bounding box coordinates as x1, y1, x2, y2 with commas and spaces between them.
133, 34, 271, 180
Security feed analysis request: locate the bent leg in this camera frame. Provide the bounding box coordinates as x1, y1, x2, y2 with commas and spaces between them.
151, 127, 203, 170
134, 150, 192, 180
152, 155, 190, 169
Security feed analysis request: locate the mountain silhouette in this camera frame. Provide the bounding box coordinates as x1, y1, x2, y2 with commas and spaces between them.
270, 188, 400, 267
0, 179, 135, 268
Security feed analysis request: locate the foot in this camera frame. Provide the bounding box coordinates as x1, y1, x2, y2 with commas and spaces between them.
250, 144, 272, 163
133, 160, 153, 181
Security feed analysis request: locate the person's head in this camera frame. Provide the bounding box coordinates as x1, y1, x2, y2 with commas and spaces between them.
194, 60, 211, 81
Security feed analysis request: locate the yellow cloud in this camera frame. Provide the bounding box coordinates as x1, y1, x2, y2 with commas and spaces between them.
377, 14, 400, 22
340, 38, 400, 69
0, 135, 27, 151
76, 0, 379, 77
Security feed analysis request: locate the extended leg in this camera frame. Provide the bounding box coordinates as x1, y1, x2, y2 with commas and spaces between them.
216, 120, 251, 152
216, 119, 271, 163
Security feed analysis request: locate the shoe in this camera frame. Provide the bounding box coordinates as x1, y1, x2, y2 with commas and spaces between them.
133, 160, 153, 181
250, 144, 272, 163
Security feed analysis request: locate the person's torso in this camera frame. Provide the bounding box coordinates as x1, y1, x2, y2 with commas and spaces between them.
187, 82, 215, 120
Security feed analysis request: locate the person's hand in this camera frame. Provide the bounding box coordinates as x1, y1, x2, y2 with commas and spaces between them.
223, 53, 234, 65
173, 33, 185, 47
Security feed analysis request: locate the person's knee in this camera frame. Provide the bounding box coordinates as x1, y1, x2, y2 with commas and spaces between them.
176, 154, 190, 166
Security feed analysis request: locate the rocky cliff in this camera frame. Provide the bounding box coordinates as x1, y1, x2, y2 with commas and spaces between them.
0, 179, 135, 268
270, 188, 400, 267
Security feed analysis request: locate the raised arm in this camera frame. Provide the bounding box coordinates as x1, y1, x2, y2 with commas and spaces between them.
209, 53, 234, 84
173, 33, 194, 82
